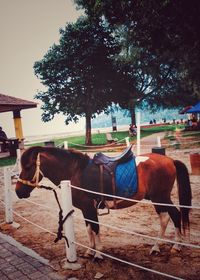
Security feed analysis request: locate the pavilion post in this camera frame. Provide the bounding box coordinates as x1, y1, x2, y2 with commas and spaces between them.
3, 167, 13, 224
13, 110, 24, 141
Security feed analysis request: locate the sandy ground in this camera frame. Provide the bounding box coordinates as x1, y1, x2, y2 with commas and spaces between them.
0, 139, 200, 280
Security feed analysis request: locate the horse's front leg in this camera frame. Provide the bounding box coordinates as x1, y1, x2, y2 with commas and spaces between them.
82, 203, 103, 260
85, 223, 95, 256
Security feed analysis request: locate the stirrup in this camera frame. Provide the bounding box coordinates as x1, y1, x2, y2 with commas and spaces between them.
97, 201, 110, 216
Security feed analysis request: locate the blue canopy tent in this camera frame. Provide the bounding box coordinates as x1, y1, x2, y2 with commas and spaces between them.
186, 101, 200, 113
185, 101, 200, 130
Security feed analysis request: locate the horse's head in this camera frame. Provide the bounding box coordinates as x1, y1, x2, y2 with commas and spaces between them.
16, 146, 45, 199
15, 145, 90, 199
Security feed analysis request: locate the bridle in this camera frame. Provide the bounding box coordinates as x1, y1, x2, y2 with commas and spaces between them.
17, 153, 44, 188
17, 151, 75, 248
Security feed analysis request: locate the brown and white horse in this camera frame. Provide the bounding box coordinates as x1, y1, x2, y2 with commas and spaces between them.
15, 146, 192, 257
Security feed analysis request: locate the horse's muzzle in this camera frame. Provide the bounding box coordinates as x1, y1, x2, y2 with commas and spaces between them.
16, 189, 30, 199
15, 183, 31, 199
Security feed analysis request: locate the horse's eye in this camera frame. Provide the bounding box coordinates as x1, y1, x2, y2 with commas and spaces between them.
23, 164, 33, 170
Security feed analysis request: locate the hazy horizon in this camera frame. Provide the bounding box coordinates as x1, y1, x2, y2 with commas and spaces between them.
0, 1, 188, 140
0, 0, 84, 138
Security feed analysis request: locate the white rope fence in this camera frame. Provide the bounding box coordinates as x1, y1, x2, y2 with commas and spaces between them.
3, 186, 198, 250
69, 184, 200, 210
1, 168, 200, 279
73, 216, 200, 249
56, 137, 130, 150
55, 135, 200, 151
0, 197, 186, 280
73, 241, 184, 280
1, 135, 200, 278
5, 185, 199, 250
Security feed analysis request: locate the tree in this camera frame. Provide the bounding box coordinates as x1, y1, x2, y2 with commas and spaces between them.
99, 23, 179, 125
34, 17, 120, 145
113, 45, 177, 124
74, 0, 200, 105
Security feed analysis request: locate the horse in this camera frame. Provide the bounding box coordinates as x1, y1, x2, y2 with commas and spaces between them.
15, 145, 192, 258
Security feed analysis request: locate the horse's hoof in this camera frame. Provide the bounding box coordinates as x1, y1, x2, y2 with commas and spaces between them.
171, 246, 181, 254
92, 252, 104, 262
150, 245, 160, 255
150, 250, 160, 256
93, 255, 104, 263
84, 250, 95, 258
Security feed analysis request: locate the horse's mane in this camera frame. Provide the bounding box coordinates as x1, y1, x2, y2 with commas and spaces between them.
21, 146, 90, 169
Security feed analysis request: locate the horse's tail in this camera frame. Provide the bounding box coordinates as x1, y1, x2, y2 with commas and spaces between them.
174, 160, 192, 233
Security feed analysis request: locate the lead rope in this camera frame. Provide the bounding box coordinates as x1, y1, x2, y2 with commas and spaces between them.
40, 185, 74, 247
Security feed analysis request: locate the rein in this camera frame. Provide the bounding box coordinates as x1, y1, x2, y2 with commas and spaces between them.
40, 185, 74, 248
17, 152, 74, 250
18, 153, 44, 188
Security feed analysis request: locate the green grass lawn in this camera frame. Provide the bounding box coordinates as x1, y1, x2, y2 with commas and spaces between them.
28, 124, 184, 149
0, 157, 16, 167
0, 124, 185, 166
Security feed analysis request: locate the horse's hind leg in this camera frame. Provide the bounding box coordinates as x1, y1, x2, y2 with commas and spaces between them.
151, 202, 182, 254
150, 210, 170, 255
167, 203, 182, 253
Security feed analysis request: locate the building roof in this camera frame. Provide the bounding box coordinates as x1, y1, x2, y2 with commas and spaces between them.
0, 93, 37, 113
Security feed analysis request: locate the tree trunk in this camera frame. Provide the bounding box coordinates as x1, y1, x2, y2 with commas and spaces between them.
130, 105, 136, 125
131, 110, 136, 125
85, 113, 92, 146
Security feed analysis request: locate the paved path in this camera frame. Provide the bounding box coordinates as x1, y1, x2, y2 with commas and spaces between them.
132, 132, 166, 154
0, 232, 64, 280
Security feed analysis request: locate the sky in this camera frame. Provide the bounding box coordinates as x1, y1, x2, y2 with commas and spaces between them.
0, 0, 85, 138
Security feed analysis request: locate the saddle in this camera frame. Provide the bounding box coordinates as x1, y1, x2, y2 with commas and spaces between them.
93, 144, 133, 166
93, 145, 134, 212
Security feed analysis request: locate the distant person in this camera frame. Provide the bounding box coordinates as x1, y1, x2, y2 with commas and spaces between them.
149, 120, 153, 124
129, 124, 137, 136
0, 126, 8, 152
188, 119, 193, 129
197, 120, 200, 130
192, 115, 197, 122
153, 119, 156, 124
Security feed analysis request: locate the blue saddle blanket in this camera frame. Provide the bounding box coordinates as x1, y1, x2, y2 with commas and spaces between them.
115, 158, 138, 197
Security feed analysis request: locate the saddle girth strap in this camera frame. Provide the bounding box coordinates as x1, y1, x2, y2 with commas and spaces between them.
100, 164, 104, 202
99, 164, 117, 209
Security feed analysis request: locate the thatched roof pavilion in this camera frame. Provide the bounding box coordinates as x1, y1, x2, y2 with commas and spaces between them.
0, 93, 37, 141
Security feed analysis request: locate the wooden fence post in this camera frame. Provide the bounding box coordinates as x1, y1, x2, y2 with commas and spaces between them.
3, 167, 13, 224
136, 111, 141, 155
60, 180, 81, 270
64, 141, 68, 149
125, 137, 130, 147
157, 136, 161, 147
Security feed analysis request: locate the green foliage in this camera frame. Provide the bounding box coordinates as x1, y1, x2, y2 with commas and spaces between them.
34, 17, 121, 145
74, 0, 200, 105
141, 124, 184, 133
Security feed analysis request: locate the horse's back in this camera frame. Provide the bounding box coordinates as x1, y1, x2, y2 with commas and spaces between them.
139, 153, 175, 171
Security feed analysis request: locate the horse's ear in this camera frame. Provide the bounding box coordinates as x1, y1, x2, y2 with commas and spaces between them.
21, 147, 41, 169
